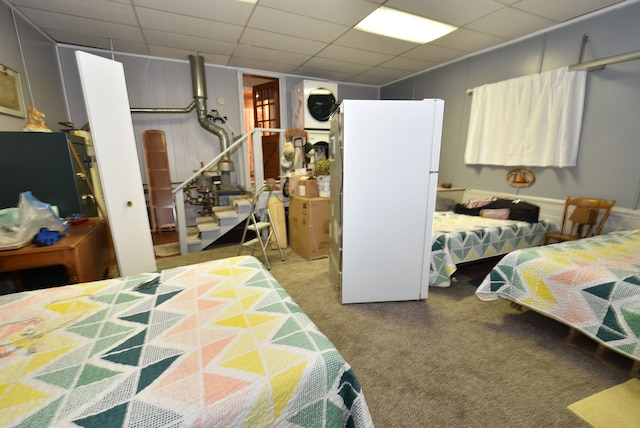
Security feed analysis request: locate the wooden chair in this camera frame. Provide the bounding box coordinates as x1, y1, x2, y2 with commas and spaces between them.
544, 197, 616, 244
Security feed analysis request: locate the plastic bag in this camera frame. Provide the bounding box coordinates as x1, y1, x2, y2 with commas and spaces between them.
0, 191, 68, 250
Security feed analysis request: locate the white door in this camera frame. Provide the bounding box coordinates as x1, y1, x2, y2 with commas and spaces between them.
76, 51, 156, 276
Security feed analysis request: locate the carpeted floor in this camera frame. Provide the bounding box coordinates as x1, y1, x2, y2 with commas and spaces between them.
155, 245, 634, 427
153, 242, 181, 258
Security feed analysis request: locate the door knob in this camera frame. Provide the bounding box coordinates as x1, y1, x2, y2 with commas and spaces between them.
127, 201, 133, 207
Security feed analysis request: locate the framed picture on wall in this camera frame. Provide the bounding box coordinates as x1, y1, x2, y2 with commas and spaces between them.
0, 64, 26, 118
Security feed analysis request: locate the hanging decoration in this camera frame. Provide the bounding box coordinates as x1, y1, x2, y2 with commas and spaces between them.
11, 7, 51, 132
0, 64, 25, 117
506, 168, 535, 187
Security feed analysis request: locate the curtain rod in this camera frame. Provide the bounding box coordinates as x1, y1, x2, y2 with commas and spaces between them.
466, 49, 640, 94
568, 50, 640, 71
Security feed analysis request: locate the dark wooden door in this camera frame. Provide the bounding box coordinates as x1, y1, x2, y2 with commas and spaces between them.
252, 80, 280, 179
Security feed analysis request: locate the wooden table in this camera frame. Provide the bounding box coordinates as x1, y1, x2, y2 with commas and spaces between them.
0, 219, 112, 291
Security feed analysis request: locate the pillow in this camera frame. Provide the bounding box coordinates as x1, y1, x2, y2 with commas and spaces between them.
480, 208, 510, 220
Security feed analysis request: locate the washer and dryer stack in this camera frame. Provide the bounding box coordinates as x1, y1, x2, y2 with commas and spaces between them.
292, 80, 338, 164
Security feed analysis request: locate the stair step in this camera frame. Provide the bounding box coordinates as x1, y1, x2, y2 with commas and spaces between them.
186, 226, 201, 244
180, 196, 252, 254
195, 216, 218, 226
216, 209, 241, 227
233, 198, 252, 214
197, 222, 220, 232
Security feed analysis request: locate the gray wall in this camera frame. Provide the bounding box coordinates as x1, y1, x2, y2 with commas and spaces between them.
1, 2, 378, 190
381, 2, 640, 210
0, 3, 68, 132
58, 48, 379, 185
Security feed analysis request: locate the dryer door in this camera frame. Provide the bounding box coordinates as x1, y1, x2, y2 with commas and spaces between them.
307, 88, 336, 123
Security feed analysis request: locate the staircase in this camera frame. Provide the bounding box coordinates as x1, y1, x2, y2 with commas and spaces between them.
172, 128, 287, 256
185, 195, 252, 252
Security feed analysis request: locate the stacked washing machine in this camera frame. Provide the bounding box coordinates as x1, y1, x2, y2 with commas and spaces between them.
292, 80, 338, 164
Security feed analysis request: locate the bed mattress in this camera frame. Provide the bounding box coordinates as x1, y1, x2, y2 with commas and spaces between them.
0, 255, 373, 427
430, 211, 555, 287
476, 229, 640, 362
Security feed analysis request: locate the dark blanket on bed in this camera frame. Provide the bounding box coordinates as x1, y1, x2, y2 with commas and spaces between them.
454, 198, 539, 223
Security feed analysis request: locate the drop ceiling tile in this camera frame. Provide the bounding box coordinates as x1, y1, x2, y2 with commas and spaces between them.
135, 8, 243, 42
513, 0, 624, 22
357, 66, 416, 79
316, 45, 393, 66
385, 0, 503, 26
433, 28, 505, 53
247, 6, 349, 43
346, 74, 393, 85
143, 29, 236, 55
240, 29, 326, 56
465, 7, 556, 39
148, 45, 230, 65
293, 66, 355, 82
19, 7, 144, 42
232, 45, 312, 65
10, 0, 138, 25
8, 0, 635, 86
302, 57, 372, 75
49, 29, 149, 54
257, 0, 378, 25
401, 44, 467, 63
228, 57, 299, 74
333, 29, 418, 56
132, 0, 254, 25
379, 56, 438, 72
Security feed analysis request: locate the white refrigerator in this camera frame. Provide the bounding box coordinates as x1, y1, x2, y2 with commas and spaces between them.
328, 99, 445, 304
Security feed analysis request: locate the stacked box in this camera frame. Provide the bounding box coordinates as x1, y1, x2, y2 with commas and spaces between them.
288, 196, 331, 259
298, 177, 318, 198
317, 175, 331, 197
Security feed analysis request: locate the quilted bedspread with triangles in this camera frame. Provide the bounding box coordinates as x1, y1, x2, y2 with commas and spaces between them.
476, 229, 640, 362
430, 212, 556, 287
0, 256, 374, 427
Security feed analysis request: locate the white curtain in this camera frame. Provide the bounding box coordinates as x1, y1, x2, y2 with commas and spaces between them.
464, 66, 587, 167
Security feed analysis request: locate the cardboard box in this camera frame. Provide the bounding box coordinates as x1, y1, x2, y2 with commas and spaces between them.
289, 196, 331, 259
288, 171, 309, 197
304, 178, 318, 198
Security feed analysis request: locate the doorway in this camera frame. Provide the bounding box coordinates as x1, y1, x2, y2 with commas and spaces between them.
242, 74, 281, 181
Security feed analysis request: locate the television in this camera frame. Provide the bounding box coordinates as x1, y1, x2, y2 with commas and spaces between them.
0, 132, 97, 217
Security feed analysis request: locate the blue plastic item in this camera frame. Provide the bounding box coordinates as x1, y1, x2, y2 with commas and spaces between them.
32, 227, 65, 246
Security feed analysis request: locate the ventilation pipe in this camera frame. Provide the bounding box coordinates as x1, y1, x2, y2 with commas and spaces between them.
189, 54, 234, 189
130, 55, 236, 189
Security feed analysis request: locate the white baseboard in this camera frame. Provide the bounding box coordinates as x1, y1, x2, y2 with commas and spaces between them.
461, 189, 640, 233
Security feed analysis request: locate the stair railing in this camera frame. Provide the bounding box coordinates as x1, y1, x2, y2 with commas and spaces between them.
172, 128, 285, 256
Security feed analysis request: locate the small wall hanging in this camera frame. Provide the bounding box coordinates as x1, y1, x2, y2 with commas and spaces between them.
0, 64, 25, 118
506, 168, 535, 187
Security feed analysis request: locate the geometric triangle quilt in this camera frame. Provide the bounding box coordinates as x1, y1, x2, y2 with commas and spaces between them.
476, 229, 640, 362
430, 212, 556, 287
0, 256, 374, 427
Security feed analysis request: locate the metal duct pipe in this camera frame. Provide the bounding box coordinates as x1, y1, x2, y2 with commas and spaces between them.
189, 55, 233, 171
130, 101, 196, 114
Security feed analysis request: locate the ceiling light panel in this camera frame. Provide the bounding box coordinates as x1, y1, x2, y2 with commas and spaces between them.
355, 6, 457, 44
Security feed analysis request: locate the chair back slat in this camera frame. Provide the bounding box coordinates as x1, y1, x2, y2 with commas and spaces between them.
544, 196, 616, 244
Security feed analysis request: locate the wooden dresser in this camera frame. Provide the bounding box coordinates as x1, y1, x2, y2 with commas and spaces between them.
0, 219, 112, 292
